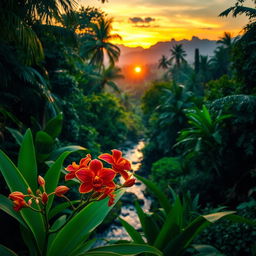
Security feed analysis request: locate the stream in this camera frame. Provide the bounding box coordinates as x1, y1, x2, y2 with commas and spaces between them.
97, 140, 152, 242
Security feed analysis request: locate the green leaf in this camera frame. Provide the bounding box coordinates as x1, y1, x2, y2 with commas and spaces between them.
20, 224, 38, 256
134, 201, 156, 245
154, 196, 183, 250
0, 244, 18, 256
44, 152, 70, 212
49, 145, 86, 161
70, 239, 97, 256
119, 217, 145, 244
89, 243, 163, 256
135, 174, 171, 214
79, 252, 122, 256
44, 113, 63, 139
35, 131, 54, 155
47, 189, 125, 256
18, 129, 37, 192
49, 200, 80, 219
163, 211, 235, 256
6, 127, 23, 146
0, 195, 27, 228
0, 150, 45, 251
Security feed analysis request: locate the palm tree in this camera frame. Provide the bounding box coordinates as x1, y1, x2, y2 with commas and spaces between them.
80, 17, 121, 68
97, 65, 123, 92
199, 55, 212, 83
169, 44, 187, 67
217, 32, 233, 48
158, 55, 170, 69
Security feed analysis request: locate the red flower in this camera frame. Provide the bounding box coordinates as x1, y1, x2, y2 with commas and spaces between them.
98, 188, 116, 206
123, 177, 136, 187
65, 154, 91, 181
9, 192, 27, 211
75, 159, 116, 193
98, 150, 131, 180
55, 186, 70, 197
12, 199, 27, 211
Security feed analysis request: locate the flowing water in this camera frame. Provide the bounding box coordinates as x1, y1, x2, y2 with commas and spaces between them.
97, 140, 152, 242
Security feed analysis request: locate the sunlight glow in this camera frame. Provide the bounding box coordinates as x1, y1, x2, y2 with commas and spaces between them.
134, 66, 142, 73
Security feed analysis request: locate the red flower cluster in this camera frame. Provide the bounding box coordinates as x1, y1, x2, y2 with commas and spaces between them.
65, 149, 135, 206
8, 149, 135, 211
9, 176, 69, 211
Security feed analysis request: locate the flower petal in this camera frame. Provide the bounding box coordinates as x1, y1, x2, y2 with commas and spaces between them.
65, 172, 76, 181
105, 181, 116, 188
89, 159, 103, 174
99, 168, 116, 182
79, 183, 93, 193
111, 149, 122, 162
118, 169, 130, 180
76, 168, 94, 183
79, 154, 91, 167
98, 153, 114, 164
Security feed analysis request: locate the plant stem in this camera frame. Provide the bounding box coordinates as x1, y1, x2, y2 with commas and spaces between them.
42, 205, 49, 256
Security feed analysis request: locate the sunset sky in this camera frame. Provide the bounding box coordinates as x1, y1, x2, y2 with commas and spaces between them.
80, 0, 250, 48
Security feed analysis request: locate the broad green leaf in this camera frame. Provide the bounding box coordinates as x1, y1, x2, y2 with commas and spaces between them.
163, 211, 235, 256
50, 215, 67, 233
18, 129, 37, 191
70, 239, 96, 256
0, 244, 18, 256
0, 150, 45, 251
45, 152, 70, 212
49, 200, 80, 219
135, 174, 171, 214
44, 113, 63, 139
35, 131, 54, 157
0, 194, 27, 228
49, 145, 86, 161
89, 243, 163, 256
47, 189, 125, 256
134, 201, 156, 244
6, 127, 23, 146
20, 224, 38, 256
119, 217, 145, 244
154, 196, 183, 250
79, 252, 121, 256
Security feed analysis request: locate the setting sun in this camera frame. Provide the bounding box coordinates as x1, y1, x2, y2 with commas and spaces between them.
134, 66, 142, 73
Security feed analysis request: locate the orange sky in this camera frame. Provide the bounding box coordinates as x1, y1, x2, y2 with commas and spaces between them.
80, 0, 250, 48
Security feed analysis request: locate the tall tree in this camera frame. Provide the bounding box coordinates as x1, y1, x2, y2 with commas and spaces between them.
169, 44, 187, 67
158, 55, 170, 69
80, 17, 121, 68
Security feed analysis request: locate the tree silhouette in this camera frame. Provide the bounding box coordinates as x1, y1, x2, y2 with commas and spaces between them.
80, 17, 121, 68
169, 44, 187, 67
158, 55, 170, 69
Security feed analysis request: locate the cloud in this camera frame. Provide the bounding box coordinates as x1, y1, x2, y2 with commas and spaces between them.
129, 16, 155, 24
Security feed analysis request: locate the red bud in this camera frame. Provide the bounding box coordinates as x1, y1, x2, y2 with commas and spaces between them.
38, 176, 45, 187
55, 186, 69, 197
41, 192, 48, 204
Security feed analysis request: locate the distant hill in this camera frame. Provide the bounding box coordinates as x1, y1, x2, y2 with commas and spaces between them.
117, 36, 217, 66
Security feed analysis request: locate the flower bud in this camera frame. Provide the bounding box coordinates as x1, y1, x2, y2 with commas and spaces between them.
38, 175, 45, 187
9, 191, 25, 201
27, 187, 32, 194
35, 199, 39, 204
55, 186, 69, 197
41, 192, 48, 204
123, 178, 136, 187
28, 198, 33, 205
